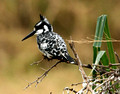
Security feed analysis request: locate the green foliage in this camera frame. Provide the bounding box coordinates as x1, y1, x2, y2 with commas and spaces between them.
91, 51, 109, 74
93, 15, 116, 77
92, 15, 119, 92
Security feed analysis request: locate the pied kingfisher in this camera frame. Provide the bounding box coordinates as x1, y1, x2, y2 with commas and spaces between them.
22, 15, 76, 64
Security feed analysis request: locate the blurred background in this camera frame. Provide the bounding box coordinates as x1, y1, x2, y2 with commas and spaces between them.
0, 0, 120, 94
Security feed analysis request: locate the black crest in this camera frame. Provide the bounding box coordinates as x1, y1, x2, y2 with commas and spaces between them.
40, 14, 44, 20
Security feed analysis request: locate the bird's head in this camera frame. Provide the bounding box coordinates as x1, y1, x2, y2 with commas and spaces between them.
22, 14, 53, 41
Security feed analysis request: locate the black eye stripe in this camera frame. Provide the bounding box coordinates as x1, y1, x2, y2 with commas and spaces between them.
35, 21, 52, 31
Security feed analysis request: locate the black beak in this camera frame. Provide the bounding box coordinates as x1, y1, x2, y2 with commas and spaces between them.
22, 30, 36, 41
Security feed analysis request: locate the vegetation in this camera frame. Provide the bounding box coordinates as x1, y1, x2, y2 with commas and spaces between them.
0, 0, 120, 94
63, 15, 120, 94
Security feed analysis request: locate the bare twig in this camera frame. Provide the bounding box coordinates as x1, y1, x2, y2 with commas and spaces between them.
64, 87, 77, 94
24, 60, 62, 89
30, 58, 44, 65
71, 82, 86, 86
93, 63, 120, 68
69, 38, 88, 81
30, 55, 52, 65
67, 39, 120, 44
82, 64, 92, 69
100, 80, 120, 93
68, 38, 93, 93
93, 74, 114, 91
115, 52, 120, 63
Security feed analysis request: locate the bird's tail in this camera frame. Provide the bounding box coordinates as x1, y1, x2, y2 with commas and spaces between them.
65, 54, 77, 65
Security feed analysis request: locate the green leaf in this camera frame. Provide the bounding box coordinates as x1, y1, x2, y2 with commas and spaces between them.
91, 51, 108, 74
101, 52, 109, 66
92, 14, 118, 90
92, 15, 105, 78
93, 15, 106, 48
104, 17, 116, 69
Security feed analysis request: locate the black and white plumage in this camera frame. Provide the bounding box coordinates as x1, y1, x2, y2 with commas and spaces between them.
22, 15, 76, 64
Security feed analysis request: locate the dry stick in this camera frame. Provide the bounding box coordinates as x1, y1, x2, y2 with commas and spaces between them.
100, 80, 120, 93
114, 52, 120, 63
30, 58, 44, 65
93, 73, 115, 91
67, 39, 120, 44
69, 40, 87, 80
30, 55, 50, 65
71, 78, 107, 86
71, 71, 114, 86
93, 63, 120, 68
24, 60, 62, 89
68, 39, 93, 93
82, 64, 92, 69
71, 82, 87, 86
64, 87, 77, 94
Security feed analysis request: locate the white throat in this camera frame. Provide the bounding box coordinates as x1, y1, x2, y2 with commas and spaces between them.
35, 29, 43, 35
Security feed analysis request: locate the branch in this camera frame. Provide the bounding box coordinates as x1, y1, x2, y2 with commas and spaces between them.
100, 80, 120, 93
24, 60, 62, 89
68, 39, 88, 81
93, 63, 120, 68
64, 87, 77, 94
68, 38, 93, 93
30, 58, 44, 65
82, 64, 92, 69
67, 39, 120, 44
114, 52, 120, 63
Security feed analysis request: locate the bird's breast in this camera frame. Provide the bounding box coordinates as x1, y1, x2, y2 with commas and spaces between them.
40, 43, 48, 49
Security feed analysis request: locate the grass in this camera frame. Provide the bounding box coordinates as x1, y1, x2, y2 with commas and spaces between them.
93, 15, 116, 76
92, 15, 119, 93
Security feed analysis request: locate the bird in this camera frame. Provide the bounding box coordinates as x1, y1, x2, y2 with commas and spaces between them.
22, 14, 77, 65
